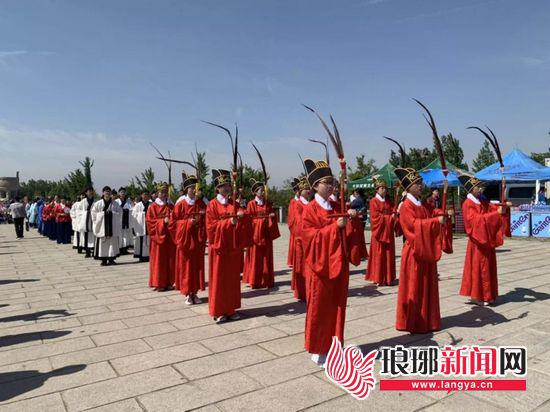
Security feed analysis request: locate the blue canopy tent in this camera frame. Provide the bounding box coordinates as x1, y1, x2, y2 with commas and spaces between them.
476, 149, 550, 203
475, 149, 550, 181
419, 159, 462, 188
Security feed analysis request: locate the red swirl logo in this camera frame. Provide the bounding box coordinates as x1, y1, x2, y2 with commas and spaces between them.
325, 336, 378, 400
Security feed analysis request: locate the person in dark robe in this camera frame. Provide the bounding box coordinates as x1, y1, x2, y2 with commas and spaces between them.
91, 186, 122, 266
206, 169, 247, 323
131, 190, 151, 262
301, 159, 357, 366
242, 178, 281, 289
146, 182, 175, 291
290, 177, 311, 301
115, 187, 134, 255
394, 168, 446, 334
365, 178, 397, 286
458, 173, 506, 306
171, 173, 207, 304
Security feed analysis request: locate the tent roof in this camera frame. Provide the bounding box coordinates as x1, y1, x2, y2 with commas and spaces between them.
348, 163, 397, 190
475, 149, 550, 181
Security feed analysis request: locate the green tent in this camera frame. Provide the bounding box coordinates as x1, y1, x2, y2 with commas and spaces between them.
348, 163, 398, 190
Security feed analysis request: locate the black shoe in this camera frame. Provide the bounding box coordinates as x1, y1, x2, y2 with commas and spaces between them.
100, 261, 107, 266
109, 260, 117, 265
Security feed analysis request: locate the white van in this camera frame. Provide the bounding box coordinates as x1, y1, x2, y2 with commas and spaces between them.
482, 183, 536, 206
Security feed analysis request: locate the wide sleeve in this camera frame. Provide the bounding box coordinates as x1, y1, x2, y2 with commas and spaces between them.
267, 203, 281, 241
432, 207, 453, 254
287, 201, 296, 233
301, 205, 345, 280
399, 202, 442, 263
91, 202, 105, 237
206, 202, 238, 252
170, 202, 195, 250
147, 205, 170, 245
463, 202, 503, 249
370, 199, 394, 244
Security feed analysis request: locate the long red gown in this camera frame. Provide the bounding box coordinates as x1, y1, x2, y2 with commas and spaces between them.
146, 200, 175, 289
243, 199, 281, 289
302, 200, 350, 354
459, 197, 503, 302
170, 197, 207, 296
366, 196, 396, 286
395, 196, 442, 333
206, 197, 246, 317
287, 197, 297, 267
425, 199, 453, 254
290, 199, 308, 300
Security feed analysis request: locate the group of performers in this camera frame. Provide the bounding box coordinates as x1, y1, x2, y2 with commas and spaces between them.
28, 134, 509, 369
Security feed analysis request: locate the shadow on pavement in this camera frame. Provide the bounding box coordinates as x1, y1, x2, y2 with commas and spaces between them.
497, 287, 550, 304
0, 279, 39, 285
0, 330, 72, 348
0, 364, 86, 402
0, 309, 75, 324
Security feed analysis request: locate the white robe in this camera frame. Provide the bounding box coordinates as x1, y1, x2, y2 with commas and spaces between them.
91, 198, 122, 258
70, 200, 81, 248
77, 197, 96, 249
115, 198, 134, 250
130, 200, 150, 259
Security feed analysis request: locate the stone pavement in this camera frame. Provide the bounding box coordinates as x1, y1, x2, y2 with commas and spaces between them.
0, 223, 549, 411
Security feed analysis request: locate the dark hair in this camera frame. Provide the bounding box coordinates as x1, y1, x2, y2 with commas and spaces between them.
15, 196, 21, 202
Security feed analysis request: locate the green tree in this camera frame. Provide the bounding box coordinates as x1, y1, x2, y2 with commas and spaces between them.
347, 155, 378, 181
79, 157, 94, 188
407, 147, 436, 170
131, 168, 156, 192
472, 141, 497, 172
441, 133, 469, 170
62, 168, 88, 199
531, 152, 550, 166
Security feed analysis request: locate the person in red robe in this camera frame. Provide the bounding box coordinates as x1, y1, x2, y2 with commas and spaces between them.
146, 182, 175, 291
206, 169, 247, 323
243, 178, 281, 289
171, 172, 207, 305
458, 173, 506, 305
290, 178, 311, 301
424, 186, 454, 254
286, 178, 301, 268
394, 167, 446, 334
301, 159, 357, 366
365, 178, 397, 286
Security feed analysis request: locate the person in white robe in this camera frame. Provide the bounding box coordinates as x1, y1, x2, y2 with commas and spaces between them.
131, 190, 151, 262
115, 187, 134, 255
77, 187, 96, 257
92, 186, 122, 266
70, 192, 84, 250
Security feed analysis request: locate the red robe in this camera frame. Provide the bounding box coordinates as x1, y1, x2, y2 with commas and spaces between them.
425, 200, 453, 254
366, 196, 396, 286
396, 196, 442, 333
243, 199, 281, 289
346, 217, 368, 266
302, 200, 350, 354
146, 201, 175, 289
287, 198, 298, 267
290, 200, 308, 300
170, 198, 207, 296
206, 198, 246, 317
459, 197, 503, 302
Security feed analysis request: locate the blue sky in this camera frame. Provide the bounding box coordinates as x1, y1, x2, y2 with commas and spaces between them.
1, 0, 549, 188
